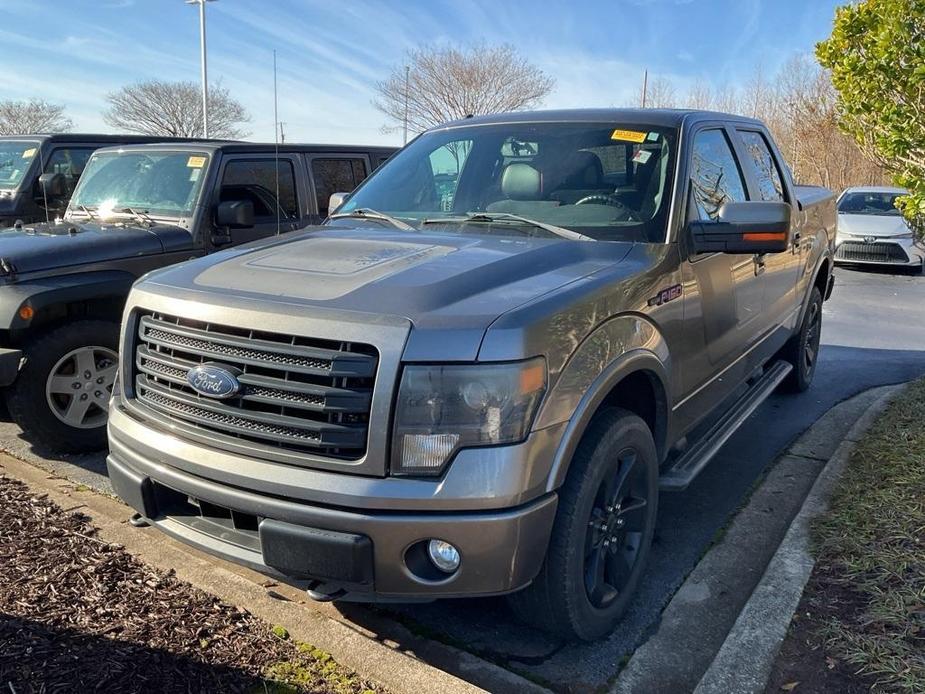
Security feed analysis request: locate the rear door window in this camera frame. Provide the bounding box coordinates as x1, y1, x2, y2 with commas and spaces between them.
737, 130, 785, 202
311, 158, 368, 217
690, 129, 748, 221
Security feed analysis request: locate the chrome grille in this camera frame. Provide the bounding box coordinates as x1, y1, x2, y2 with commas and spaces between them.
131, 312, 377, 459
836, 241, 908, 264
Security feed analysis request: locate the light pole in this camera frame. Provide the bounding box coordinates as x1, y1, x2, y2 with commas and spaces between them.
186, 0, 216, 138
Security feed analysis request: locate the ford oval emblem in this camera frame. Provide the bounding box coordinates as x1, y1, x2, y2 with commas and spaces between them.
186, 363, 241, 399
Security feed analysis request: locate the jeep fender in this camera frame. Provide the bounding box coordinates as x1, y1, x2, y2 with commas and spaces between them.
535, 314, 671, 493
0, 270, 137, 332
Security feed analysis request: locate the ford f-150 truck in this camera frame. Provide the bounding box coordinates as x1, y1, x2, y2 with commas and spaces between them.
0, 141, 395, 451
107, 109, 836, 640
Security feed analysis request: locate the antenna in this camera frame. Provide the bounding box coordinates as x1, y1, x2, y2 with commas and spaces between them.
273, 48, 281, 236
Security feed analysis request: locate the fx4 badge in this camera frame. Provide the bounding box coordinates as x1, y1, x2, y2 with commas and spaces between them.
648, 284, 682, 307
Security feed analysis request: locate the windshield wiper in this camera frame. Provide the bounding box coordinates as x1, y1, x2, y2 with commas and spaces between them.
422, 212, 593, 241
118, 207, 155, 226
75, 204, 98, 221
328, 208, 416, 231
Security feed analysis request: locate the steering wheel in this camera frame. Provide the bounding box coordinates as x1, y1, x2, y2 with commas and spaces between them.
574, 194, 639, 221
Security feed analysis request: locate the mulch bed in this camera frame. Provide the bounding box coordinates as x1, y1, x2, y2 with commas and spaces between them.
0, 473, 381, 694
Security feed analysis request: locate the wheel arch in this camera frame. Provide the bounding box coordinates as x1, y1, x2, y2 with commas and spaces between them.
543, 341, 671, 494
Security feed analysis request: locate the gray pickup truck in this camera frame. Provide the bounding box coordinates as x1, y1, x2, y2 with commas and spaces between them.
0, 140, 394, 452
107, 109, 835, 640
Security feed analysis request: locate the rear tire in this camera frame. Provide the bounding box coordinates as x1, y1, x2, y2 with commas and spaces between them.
507, 408, 658, 641
780, 286, 822, 393
6, 320, 119, 453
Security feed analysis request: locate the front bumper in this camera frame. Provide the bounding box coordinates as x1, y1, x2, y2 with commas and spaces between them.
107, 405, 560, 600
834, 236, 925, 268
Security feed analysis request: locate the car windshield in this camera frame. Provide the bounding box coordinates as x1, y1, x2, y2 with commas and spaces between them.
68, 150, 211, 220
336, 122, 677, 242
0, 139, 40, 190
837, 191, 903, 216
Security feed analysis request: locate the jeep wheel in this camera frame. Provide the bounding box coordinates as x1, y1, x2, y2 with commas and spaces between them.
6, 320, 119, 453
781, 286, 822, 393
508, 408, 658, 641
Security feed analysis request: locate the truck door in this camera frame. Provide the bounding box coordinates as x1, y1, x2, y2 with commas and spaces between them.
733, 128, 803, 346
213, 155, 302, 245
677, 126, 767, 422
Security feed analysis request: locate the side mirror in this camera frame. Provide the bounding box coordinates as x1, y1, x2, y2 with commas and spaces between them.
36, 172, 66, 202
690, 201, 792, 254
328, 192, 349, 215
215, 199, 255, 228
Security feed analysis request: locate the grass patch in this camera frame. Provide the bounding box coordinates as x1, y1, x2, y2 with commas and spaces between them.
809, 379, 925, 692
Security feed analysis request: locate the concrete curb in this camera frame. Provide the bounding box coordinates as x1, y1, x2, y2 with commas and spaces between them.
611, 383, 904, 694
693, 384, 904, 694
0, 453, 550, 694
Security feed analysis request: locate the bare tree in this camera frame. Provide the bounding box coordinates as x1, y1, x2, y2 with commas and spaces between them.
103, 80, 250, 139
685, 80, 714, 110
373, 44, 554, 136
0, 99, 72, 135
638, 75, 677, 108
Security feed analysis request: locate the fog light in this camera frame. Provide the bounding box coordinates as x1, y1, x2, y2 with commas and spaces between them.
427, 539, 460, 573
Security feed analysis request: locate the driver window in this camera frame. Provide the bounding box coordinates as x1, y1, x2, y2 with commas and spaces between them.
220, 159, 297, 222
690, 129, 748, 221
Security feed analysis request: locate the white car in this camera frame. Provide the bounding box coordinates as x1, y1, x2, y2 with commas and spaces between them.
835, 186, 924, 273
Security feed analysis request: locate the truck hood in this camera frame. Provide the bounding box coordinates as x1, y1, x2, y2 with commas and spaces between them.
837, 213, 911, 238
143, 225, 636, 337
0, 220, 194, 276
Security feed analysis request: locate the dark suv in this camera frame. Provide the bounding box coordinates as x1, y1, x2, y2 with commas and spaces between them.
0, 140, 394, 451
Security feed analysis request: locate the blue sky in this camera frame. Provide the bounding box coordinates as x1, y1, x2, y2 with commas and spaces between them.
0, 0, 843, 145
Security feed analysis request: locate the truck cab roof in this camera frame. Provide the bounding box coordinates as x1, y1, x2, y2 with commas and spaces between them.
438, 108, 765, 130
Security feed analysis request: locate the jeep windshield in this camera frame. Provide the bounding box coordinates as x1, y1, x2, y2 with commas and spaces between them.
68, 150, 210, 222
334, 122, 676, 242
0, 139, 40, 191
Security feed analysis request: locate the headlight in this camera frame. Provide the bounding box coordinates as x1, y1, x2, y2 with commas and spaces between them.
391, 358, 546, 476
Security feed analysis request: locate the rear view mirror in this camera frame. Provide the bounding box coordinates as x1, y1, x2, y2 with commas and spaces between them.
328, 192, 349, 215
216, 199, 255, 228
690, 201, 792, 254
36, 172, 66, 202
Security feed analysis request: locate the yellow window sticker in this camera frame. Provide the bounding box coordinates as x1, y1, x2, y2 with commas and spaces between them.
187, 155, 207, 168
21, 148, 36, 159
611, 129, 647, 143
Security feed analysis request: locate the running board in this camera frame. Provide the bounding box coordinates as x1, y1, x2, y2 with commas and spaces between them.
659, 360, 793, 491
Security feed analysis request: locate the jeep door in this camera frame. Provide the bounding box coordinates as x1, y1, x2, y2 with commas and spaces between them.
212, 154, 305, 245
306, 153, 372, 223
675, 125, 768, 429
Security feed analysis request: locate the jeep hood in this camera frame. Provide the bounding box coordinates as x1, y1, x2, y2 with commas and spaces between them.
0, 221, 194, 276
142, 226, 636, 353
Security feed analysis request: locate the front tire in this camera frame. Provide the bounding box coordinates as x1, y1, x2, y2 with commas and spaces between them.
781, 286, 822, 393
508, 408, 658, 641
6, 320, 119, 453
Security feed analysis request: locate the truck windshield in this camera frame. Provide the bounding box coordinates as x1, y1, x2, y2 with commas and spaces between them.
0, 140, 40, 190
69, 150, 211, 220
837, 191, 903, 216
337, 122, 676, 242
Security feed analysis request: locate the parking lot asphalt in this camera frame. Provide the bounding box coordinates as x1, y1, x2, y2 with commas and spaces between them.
0, 265, 922, 693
